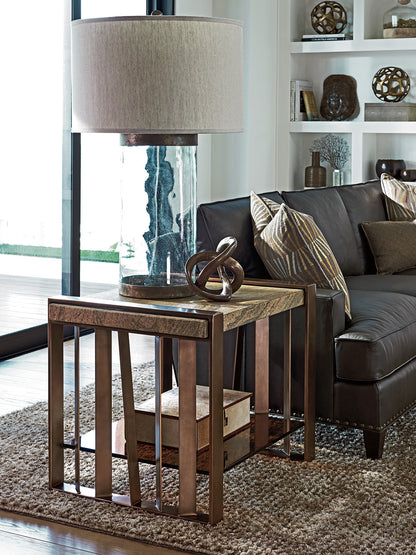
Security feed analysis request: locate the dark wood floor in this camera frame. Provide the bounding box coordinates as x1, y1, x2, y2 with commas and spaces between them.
0, 274, 111, 336
0, 331, 156, 415
0, 333, 188, 554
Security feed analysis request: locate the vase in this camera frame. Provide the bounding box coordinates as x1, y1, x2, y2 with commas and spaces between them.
400, 168, 416, 181
375, 159, 406, 178
305, 151, 326, 188
320, 74, 358, 121
119, 138, 197, 299
332, 169, 344, 187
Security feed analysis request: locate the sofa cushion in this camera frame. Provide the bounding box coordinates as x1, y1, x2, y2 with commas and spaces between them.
396, 267, 416, 275
361, 220, 416, 275
197, 191, 284, 279
251, 191, 351, 318
282, 187, 362, 276
345, 274, 416, 297
380, 173, 416, 221
336, 180, 387, 275
335, 290, 416, 381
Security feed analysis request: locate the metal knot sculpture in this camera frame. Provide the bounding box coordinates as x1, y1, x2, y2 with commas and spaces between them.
185, 236, 244, 302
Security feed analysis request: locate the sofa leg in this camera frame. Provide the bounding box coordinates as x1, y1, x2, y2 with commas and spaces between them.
363, 429, 386, 459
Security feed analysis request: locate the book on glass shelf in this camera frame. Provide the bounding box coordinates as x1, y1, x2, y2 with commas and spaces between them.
290, 79, 313, 121
302, 90, 320, 121
302, 33, 352, 41
134, 385, 252, 452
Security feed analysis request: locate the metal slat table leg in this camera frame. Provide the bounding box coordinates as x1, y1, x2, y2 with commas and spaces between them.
283, 310, 292, 456
255, 317, 270, 414
118, 331, 141, 506
209, 314, 224, 524
155, 337, 163, 511
156, 336, 173, 393
74, 326, 81, 492
303, 285, 316, 462
178, 339, 197, 517
48, 322, 64, 488
95, 328, 112, 498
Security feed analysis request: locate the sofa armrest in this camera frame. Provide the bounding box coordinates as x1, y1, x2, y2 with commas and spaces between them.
243, 286, 347, 421
316, 288, 347, 339
174, 283, 347, 422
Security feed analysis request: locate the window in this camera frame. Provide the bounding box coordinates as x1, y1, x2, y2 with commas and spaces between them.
0, 1, 65, 356
79, 0, 146, 295
0, 0, 148, 357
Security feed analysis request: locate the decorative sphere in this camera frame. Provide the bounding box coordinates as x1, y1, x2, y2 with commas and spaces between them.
311, 1, 348, 34
372, 67, 410, 102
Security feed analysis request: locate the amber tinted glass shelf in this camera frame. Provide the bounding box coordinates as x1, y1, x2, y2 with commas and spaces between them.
67, 414, 304, 475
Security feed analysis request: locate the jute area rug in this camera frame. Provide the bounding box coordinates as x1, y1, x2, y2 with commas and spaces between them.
0, 362, 415, 555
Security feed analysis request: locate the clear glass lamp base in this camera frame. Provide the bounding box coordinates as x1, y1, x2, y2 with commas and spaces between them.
119, 134, 197, 300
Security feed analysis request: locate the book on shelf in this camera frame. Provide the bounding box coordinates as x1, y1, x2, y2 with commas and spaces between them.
302, 90, 320, 121
290, 79, 313, 121
302, 33, 352, 41
134, 385, 252, 451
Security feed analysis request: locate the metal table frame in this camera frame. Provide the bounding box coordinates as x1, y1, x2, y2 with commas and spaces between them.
48, 280, 315, 524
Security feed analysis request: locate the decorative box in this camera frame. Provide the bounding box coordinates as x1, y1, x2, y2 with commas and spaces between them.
223, 426, 251, 467
134, 385, 252, 451
365, 102, 416, 121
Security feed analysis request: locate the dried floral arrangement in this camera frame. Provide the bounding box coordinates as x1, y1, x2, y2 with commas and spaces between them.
310, 134, 350, 169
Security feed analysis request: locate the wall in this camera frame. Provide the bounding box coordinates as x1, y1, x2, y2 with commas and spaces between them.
176, 0, 278, 203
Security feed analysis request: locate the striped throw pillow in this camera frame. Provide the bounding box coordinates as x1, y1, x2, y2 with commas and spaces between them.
380, 173, 416, 221
250, 191, 351, 319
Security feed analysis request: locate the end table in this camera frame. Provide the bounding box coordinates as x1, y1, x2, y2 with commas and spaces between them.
48, 280, 315, 524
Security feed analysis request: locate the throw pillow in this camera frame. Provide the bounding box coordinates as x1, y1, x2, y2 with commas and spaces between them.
361, 220, 416, 275
380, 173, 416, 221
250, 191, 351, 319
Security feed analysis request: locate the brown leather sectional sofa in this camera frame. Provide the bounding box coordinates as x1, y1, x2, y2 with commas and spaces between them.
196, 179, 416, 458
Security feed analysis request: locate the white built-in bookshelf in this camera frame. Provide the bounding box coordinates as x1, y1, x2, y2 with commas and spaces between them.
277, 0, 416, 189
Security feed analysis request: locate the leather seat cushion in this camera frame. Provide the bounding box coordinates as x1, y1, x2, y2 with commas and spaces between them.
335, 290, 416, 381
346, 274, 416, 297
396, 268, 416, 275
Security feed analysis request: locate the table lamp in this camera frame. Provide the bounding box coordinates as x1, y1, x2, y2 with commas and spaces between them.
71, 14, 243, 299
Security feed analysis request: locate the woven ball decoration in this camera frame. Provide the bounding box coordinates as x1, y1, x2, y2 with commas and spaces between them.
372, 67, 410, 102
311, 1, 348, 34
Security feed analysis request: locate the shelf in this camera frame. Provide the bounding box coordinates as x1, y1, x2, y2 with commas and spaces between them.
69, 413, 305, 475
290, 122, 416, 134
291, 38, 416, 54
277, 0, 416, 190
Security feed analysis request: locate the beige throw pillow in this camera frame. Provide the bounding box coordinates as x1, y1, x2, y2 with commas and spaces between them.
380, 173, 416, 221
250, 191, 351, 319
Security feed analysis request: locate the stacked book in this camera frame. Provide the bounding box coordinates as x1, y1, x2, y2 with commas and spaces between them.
302, 33, 352, 42
290, 80, 319, 121
134, 385, 252, 451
